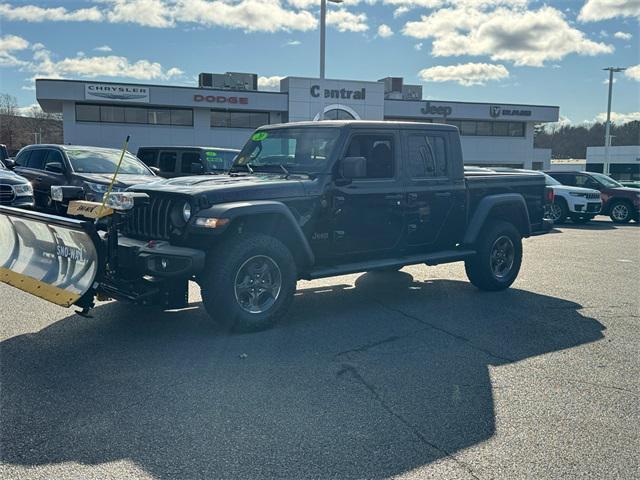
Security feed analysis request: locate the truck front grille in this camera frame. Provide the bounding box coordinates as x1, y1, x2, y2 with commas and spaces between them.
122, 196, 175, 240
0, 185, 16, 204
586, 192, 600, 200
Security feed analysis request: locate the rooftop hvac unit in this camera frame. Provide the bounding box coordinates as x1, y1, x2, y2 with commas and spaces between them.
198, 72, 258, 91
402, 85, 423, 100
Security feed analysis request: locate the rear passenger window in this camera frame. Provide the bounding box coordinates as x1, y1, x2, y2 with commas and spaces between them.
138, 150, 158, 167
407, 134, 447, 178
45, 150, 64, 169
158, 152, 176, 172
27, 149, 47, 170
344, 135, 394, 179
181, 152, 201, 173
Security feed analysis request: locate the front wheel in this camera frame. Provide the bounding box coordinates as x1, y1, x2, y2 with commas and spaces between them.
199, 233, 297, 333
609, 201, 633, 224
465, 220, 522, 291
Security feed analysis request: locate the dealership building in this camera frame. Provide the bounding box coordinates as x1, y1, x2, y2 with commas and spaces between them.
35, 72, 559, 169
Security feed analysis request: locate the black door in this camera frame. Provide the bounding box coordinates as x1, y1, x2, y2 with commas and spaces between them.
16, 148, 68, 211
330, 131, 405, 258
402, 131, 464, 251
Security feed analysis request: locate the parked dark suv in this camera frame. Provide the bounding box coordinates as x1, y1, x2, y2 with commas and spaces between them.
545, 170, 640, 223
0, 159, 34, 207
137, 146, 239, 178
12, 144, 156, 211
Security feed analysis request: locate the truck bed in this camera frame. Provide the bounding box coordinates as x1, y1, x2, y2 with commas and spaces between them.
464, 171, 548, 234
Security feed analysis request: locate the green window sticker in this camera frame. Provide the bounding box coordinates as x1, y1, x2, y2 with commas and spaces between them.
251, 132, 268, 142
205, 151, 218, 157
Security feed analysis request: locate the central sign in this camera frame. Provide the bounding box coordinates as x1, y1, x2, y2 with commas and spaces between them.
310, 85, 366, 100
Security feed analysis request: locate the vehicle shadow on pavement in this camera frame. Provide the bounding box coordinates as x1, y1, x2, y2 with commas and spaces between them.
1, 273, 605, 479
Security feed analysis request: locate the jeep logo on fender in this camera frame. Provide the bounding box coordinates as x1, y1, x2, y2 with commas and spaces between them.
420, 102, 452, 117
193, 94, 249, 104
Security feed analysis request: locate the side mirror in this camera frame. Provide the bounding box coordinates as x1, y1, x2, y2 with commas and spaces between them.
148, 166, 161, 176
3, 158, 15, 169
191, 162, 205, 174
45, 162, 64, 174
340, 156, 367, 180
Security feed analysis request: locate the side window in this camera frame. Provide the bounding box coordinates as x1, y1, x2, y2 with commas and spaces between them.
345, 135, 394, 179
15, 150, 31, 167
44, 150, 64, 171
138, 150, 158, 167
574, 175, 596, 188
27, 149, 47, 170
407, 134, 447, 178
158, 151, 177, 172
181, 152, 201, 173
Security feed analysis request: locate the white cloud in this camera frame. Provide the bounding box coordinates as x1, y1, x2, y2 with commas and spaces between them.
326, 9, 368, 32
614, 31, 633, 40
95, 45, 113, 52
414, 42, 423, 51
418, 62, 509, 86
285, 39, 301, 46
28, 47, 184, 81
578, 0, 640, 22
0, 34, 29, 66
0, 0, 318, 32
0, 3, 103, 22
393, 6, 410, 17
258, 75, 284, 90
377, 24, 393, 37
594, 111, 640, 124
403, 5, 613, 67
625, 65, 640, 81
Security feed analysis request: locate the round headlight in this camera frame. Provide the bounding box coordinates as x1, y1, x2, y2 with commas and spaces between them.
182, 202, 192, 222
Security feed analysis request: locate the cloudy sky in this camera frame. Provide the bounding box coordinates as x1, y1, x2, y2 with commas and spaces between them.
0, 0, 638, 123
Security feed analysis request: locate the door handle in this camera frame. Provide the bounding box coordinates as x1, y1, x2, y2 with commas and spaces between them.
435, 192, 451, 198
384, 194, 403, 200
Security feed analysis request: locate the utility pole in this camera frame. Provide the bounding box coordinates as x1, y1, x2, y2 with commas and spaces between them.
602, 67, 626, 176
319, 0, 343, 120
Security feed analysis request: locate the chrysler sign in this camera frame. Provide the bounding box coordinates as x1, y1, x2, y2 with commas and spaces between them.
85, 84, 149, 103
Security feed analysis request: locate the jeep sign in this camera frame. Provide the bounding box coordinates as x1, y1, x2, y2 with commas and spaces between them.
420, 102, 452, 117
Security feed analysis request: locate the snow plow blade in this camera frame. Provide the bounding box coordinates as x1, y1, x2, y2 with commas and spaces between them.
0, 206, 102, 307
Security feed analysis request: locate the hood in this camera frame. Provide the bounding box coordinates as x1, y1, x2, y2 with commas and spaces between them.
608, 186, 640, 194
0, 168, 30, 185
552, 185, 600, 195
74, 172, 157, 188
129, 173, 308, 205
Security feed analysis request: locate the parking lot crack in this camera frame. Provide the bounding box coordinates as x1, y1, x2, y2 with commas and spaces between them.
335, 329, 426, 359
337, 363, 483, 480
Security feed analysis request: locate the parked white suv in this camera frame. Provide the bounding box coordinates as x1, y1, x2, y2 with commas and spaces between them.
542, 172, 602, 224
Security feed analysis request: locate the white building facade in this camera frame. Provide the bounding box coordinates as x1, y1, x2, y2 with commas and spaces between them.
586, 145, 640, 181
36, 74, 559, 169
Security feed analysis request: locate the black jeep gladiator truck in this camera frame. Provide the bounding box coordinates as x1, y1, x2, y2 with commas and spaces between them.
0, 121, 551, 332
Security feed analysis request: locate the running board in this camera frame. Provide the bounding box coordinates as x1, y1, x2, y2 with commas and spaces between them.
305, 249, 476, 280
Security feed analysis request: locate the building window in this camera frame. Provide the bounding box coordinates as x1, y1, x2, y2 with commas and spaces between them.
492, 122, 509, 136
444, 119, 525, 137
210, 110, 270, 129
75, 103, 193, 126
323, 108, 356, 120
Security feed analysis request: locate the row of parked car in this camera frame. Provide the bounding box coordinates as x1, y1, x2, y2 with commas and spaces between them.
1, 142, 638, 225
466, 166, 640, 224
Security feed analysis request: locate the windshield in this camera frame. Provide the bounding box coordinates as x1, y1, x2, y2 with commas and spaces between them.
204, 150, 237, 172
542, 173, 561, 186
589, 172, 622, 187
232, 127, 340, 174
67, 148, 153, 175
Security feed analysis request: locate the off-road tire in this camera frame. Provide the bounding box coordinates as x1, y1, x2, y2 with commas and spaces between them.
199, 233, 297, 333
609, 200, 633, 224
465, 220, 522, 291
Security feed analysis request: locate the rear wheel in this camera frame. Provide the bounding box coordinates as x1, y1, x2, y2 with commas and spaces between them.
199, 233, 297, 333
465, 220, 522, 291
609, 200, 633, 224
546, 200, 568, 224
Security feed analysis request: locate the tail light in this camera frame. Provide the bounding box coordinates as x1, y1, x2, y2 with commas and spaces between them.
546, 187, 555, 204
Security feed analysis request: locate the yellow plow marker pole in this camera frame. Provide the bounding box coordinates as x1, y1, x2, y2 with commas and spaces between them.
97, 135, 130, 218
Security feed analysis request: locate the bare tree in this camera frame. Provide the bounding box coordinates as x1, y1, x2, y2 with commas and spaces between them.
22, 105, 63, 144
0, 93, 19, 150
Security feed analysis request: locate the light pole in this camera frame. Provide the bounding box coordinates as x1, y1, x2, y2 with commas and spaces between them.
320, 0, 343, 80
602, 67, 626, 176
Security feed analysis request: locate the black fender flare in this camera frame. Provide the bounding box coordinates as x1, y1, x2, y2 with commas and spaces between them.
193, 200, 314, 265
463, 193, 531, 245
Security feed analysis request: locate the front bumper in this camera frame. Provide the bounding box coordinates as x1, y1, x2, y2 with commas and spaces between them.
116, 235, 206, 278
570, 200, 601, 215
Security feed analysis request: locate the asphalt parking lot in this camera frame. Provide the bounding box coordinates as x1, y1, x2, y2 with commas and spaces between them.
1, 219, 638, 480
